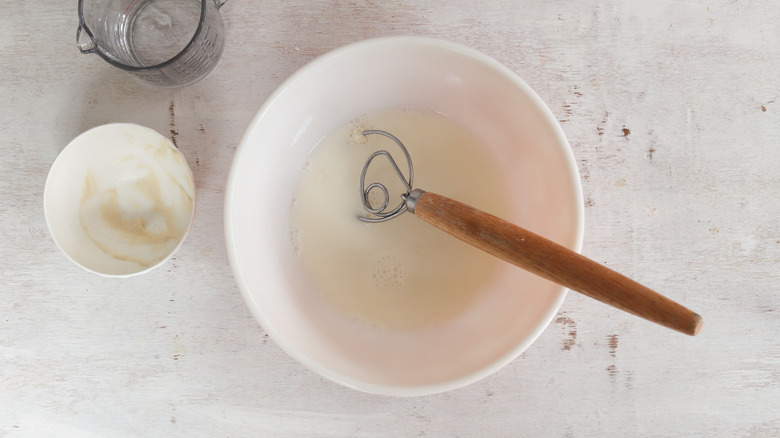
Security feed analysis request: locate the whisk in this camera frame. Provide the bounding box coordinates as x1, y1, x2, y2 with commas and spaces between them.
358, 130, 703, 336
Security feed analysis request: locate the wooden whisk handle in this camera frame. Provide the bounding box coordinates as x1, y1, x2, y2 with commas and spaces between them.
407, 190, 703, 336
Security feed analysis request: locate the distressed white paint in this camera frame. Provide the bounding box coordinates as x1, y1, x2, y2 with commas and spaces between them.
1, 1, 778, 436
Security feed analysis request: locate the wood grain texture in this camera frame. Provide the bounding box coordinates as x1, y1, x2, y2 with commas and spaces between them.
1, 1, 778, 437
413, 191, 703, 336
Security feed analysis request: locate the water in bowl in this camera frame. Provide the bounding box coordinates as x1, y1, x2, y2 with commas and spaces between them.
290, 109, 514, 331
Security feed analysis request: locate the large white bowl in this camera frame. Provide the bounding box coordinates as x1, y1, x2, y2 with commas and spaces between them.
225, 37, 583, 396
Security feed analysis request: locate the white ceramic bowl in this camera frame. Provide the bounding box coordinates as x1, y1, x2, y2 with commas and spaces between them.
44, 123, 196, 277
225, 37, 583, 395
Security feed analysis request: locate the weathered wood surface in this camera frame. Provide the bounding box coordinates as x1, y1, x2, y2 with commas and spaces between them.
1, 1, 778, 436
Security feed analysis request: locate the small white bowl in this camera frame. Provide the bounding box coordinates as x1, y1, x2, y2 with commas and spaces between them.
44, 123, 196, 277
225, 37, 583, 395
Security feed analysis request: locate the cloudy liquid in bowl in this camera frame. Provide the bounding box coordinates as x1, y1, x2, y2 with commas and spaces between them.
291, 109, 513, 331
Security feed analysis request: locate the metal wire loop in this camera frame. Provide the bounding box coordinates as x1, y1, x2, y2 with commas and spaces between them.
358, 130, 414, 223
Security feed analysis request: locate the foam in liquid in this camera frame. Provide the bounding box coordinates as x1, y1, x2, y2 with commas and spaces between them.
290, 109, 513, 331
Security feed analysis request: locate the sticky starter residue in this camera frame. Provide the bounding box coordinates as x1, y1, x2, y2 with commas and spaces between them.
79, 139, 194, 267
290, 109, 514, 331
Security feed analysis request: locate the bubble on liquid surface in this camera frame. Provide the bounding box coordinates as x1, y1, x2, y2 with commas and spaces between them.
349, 123, 368, 145
290, 226, 302, 255
371, 254, 408, 288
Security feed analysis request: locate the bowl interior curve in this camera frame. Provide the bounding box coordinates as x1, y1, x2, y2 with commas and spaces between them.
225, 37, 583, 395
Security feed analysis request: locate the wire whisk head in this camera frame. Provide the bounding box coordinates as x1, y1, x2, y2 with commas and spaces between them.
359, 130, 414, 223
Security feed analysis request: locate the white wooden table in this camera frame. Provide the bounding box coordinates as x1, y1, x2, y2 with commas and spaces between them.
1, 1, 778, 436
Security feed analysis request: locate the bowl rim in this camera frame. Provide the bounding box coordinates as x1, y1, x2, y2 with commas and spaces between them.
43, 122, 197, 278
224, 36, 584, 396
